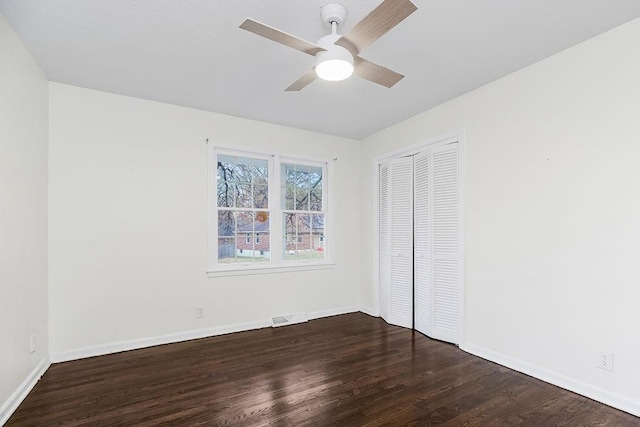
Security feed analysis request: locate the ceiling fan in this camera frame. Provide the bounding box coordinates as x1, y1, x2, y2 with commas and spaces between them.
239, 0, 418, 91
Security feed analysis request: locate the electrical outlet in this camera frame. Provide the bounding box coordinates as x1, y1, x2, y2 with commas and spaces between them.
29, 333, 36, 353
597, 350, 613, 372
195, 306, 205, 319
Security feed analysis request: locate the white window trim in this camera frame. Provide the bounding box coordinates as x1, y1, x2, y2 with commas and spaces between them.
207, 145, 334, 277
207, 262, 335, 278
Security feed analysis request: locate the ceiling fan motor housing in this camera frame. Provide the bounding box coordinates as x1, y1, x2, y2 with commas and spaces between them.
321, 3, 347, 27
315, 33, 354, 81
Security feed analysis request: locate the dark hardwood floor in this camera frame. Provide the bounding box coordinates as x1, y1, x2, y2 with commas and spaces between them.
7, 313, 639, 426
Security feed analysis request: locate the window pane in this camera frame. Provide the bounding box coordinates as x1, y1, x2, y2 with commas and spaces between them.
296, 166, 310, 186
218, 211, 235, 236
217, 158, 235, 181
295, 188, 310, 211
284, 185, 295, 210
231, 156, 257, 183
236, 232, 254, 261
283, 211, 297, 260
283, 212, 296, 235
295, 167, 310, 211
253, 160, 268, 185
236, 183, 252, 208
312, 214, 325, 233
236, 211, 254, 236
255, 213, 270, 254
255, 211, 269, 228
284, 235, 298, 261
218, 237, 237, 263
254, 184, 268, 209
310, 214, 325, 259
297, 213, 311, 233
309, 181, 322, 211
310, 168, 322, 211
283, 164, 296, 210
255, 233, 270, 262
217, 181, 236, 207
309, 166, 322, 185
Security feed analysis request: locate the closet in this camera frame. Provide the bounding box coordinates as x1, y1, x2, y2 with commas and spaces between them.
378, 139, 463, 345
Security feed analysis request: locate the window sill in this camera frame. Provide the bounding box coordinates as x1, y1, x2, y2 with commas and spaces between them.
206, 261, 335, 278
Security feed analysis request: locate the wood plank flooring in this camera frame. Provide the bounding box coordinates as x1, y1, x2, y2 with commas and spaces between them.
7, 313, 639, 426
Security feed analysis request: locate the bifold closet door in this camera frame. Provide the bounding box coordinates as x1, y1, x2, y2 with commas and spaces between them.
379, 157, 413, 329
413, 150, 432, 337
379, 163, 391, 321
430, 143, 461, 344
380, 142, 461, 341
413, 142, 461, 344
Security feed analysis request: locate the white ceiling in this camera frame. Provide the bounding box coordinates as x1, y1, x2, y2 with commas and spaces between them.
2, 1, 640, 139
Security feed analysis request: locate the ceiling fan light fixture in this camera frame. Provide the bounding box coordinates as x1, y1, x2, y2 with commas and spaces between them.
240, 0, 417, 90
315, 43, 354, 81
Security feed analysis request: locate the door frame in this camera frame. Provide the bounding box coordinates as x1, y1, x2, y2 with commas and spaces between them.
372, 129, 466, 344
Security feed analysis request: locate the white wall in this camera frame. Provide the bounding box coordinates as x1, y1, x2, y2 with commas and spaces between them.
360, 17, 640, 413
0, 11, 49, 422
9, 5, 640, 419
48, 83, 361, 357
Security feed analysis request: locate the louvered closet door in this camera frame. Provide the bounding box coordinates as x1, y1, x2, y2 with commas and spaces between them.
378, 163, 391, 321
413, 150, 432, 337
387, 157, 413, 328
431, 143, 461, 344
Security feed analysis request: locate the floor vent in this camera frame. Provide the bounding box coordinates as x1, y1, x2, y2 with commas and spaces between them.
271, 313, 308, 328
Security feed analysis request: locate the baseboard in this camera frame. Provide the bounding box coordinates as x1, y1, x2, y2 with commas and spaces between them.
50, 307, 361, 364
461, 342, 640, 418
0, 357, 50, 426
359, 306, 377, 317
307, 306, 358, 320
50, 319, 272, 363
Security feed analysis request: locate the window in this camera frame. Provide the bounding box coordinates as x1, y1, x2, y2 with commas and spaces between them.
209, 147, 330, 274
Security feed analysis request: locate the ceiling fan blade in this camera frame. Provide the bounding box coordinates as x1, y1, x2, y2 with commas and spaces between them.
285, 69, 317, 91
336, 0, 417, 54
240, 18, 326, 56
354, 57, 404, 88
